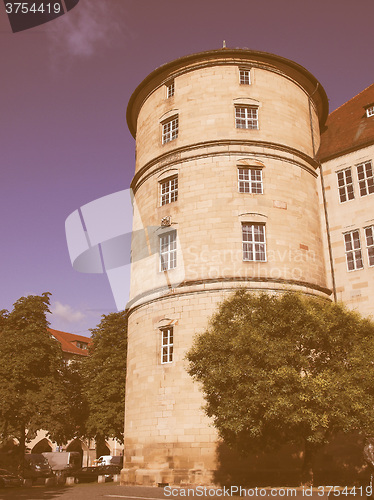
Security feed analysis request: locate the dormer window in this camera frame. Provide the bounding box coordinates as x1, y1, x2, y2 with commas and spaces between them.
366, 105, 374, 118
75, 341, 88, 350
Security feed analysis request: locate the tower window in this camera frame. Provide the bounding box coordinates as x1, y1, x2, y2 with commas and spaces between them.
160, 231, 177, 271
239, 69, 251, 85
365, 226, 374, 266
166, 80, 175, 99
366, 106, 374, 118
235, 106, 258, 129
238, 168, 263, 194
160, 176, 178, 206
336, 168, 355, 203
162, 116, 178, 144
242, 224, 266, 262
161, 327, 173, 364
357, 161, 374, 197
344, 230, 363, 271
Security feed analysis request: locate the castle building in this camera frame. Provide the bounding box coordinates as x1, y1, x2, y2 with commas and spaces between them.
122, 48, 345, 485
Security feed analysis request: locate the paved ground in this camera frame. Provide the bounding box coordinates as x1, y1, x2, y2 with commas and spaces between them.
1, 482, 370, 500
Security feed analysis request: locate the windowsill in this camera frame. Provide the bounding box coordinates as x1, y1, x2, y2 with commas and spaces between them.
158, 201, 178, 209
238, 192, 264, 195
338, 199, 355, 204
242, 260, 267, 263
158, 268, 178, 274
162, 139, 178, 146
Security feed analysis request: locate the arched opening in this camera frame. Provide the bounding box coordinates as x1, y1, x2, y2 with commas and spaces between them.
31, 438, 52, 454
66, 438, 89, 467
96, 439, 110, 459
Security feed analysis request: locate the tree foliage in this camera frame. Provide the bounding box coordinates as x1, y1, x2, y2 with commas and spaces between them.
45, 360, 88, 445
186, 291, 374, 483
0, 293, 81, 459
81, 311, 127, 445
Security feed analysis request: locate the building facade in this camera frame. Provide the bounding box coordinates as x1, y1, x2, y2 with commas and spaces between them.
49, 328, 91, 364
122, 48, 337, 485
318, 84, 374, 317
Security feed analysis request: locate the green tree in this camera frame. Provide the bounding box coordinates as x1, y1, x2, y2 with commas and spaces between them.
0, 293, 82, 464
186, 291, 374, 484
82, 311, 127, 452
44, 360, 88, 445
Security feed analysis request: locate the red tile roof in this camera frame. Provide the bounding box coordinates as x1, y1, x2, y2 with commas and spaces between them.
318, 83, 374, 161
48, 328, 92, 357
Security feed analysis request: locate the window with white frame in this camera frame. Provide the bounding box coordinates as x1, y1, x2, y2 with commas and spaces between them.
160, 176, 178, 206
357, 161, 374, 197
235, 106, 258, 129
239, 68, 251, 85
242, 224, 266, 261
238, 168, 263, 194
159, 231, 177, 271
166, 80, 175, 99
344, 230, 363, 271
366, 106, 374, 118
336, 168, 355, 202
161, 327, 173, 364
162, 116, 178, 144
365, 225, 374, 266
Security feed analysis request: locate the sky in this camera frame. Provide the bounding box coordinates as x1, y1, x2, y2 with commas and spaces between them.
1, 0, 373, 336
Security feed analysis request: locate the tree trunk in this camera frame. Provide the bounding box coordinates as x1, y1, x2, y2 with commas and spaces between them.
18, 422, 26, 474
95, 435, 107, 459
301, 439, 315, 486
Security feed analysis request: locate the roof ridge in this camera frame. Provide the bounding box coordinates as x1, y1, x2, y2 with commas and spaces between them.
48, 328, 92, 342
328, 82, 374, 116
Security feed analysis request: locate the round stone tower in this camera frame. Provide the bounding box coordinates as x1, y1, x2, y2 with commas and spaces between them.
123, 48, 330, 485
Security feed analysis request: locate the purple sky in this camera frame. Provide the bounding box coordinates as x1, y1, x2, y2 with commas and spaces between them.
1, 0, 373, 336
